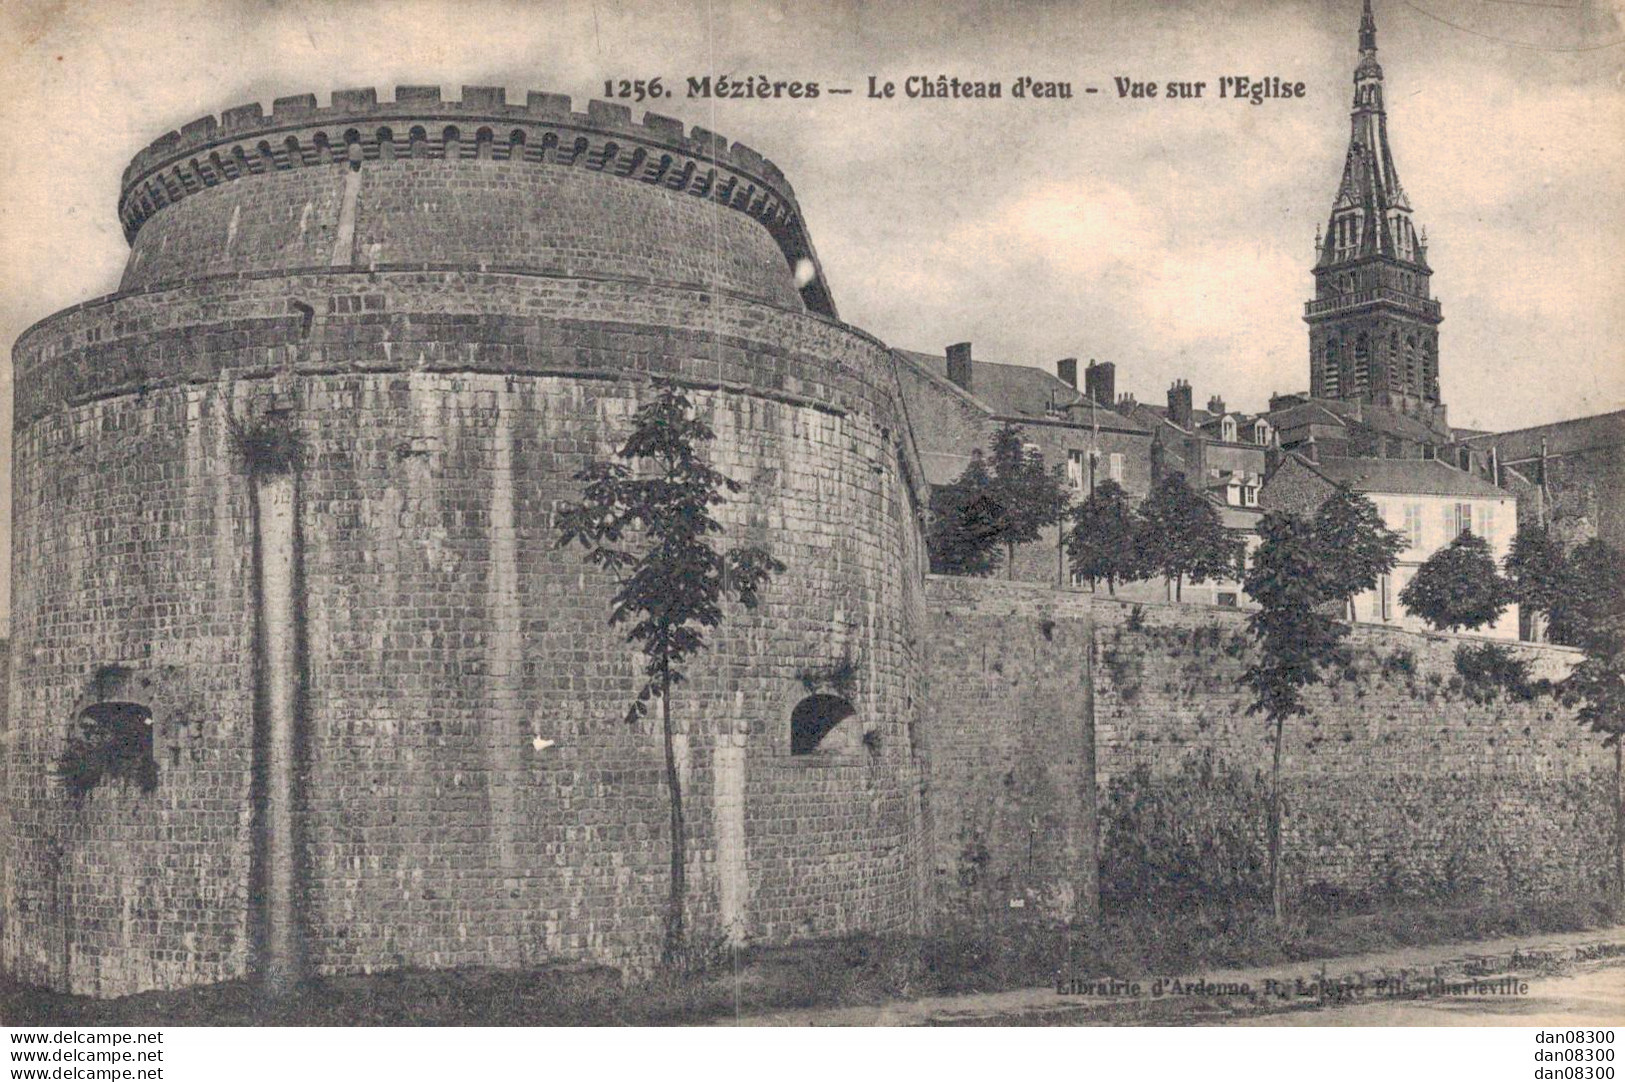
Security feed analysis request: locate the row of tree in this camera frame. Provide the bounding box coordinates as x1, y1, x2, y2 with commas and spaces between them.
1243, 503, 1625, 922
927, 423, 1617, 642
929, 424, 1242, 597
1389, 521, 1625, 638
929, 426, 1625, 920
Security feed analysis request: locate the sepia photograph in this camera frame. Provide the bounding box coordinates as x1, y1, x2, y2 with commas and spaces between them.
0, 0, 1621, 1071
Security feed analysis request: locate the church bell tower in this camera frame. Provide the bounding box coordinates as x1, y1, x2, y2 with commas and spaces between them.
1305, 0, 1444, 421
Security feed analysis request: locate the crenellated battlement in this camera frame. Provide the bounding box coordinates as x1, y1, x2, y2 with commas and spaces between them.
117, 85, 836, 317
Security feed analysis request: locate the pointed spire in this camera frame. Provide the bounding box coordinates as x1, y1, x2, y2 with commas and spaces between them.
1360, 0, 1378, 55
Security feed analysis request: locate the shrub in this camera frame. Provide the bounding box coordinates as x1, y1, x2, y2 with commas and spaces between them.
1453, 642, 1549, 703
228, 413, 302, 476
1099, 750, 1270, 912
58, 702, 157, 801
1380, 648, 1416, 679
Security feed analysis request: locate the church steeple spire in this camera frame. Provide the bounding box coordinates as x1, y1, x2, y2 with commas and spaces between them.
1360, 0, 1378, 54
1305, 1, 1445, 420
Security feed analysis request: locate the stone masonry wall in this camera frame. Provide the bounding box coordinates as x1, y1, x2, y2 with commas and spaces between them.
1092, 598, 1611, 902
916, 583, 1608, 931
123, 162, 800, 310
922, 577, 1096, 928
5, 362, 926, 995
7, 103, 925, 992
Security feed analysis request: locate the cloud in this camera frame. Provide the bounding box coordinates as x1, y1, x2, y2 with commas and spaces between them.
1, 0, 1619, 425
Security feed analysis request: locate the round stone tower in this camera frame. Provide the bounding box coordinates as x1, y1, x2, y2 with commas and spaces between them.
3, 86, 928, 996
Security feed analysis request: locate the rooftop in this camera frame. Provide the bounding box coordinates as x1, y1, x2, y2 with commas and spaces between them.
1308, 455, 1509, 499
896, 349, 1150, 435
1461, 409, 1625, 462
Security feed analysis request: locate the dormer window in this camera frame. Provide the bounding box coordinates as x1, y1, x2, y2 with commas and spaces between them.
1221, 417, 1237, 442
1254, 420, 1272, 444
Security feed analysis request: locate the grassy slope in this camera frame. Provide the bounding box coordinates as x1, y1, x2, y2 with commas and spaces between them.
3, 896, 1617, 1026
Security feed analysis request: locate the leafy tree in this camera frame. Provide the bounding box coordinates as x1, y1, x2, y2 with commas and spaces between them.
1312, 485, 1404, 620
1136, 472, 1234, 600
925, 425, 1070, 579
927, 452, 1002, 577
1555, 539, 1625, 905
1240, 512, 1351, 926
555, 386, 784, 968
1065, 479, 1143, 594
985, 425, 1072, 580
1549, 538, 1625, 649
1504, 522, 1573, 642
1400, 530, 1508, 633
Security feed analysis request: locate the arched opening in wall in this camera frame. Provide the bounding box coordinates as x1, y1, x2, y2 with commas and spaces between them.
475, 126, 494, 160
790, 694, 856, 756
508, 129, 527, 161
409, 126, 428, 159
58, 702, 157, 800
284, 136, 304, 167
312, 131, 333, 163
376, 127, 396, 161
441, 126, 462, 160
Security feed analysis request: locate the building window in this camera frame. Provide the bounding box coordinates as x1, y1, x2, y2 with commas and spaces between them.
1221, 417, 1237, 442
1217, 592, 1238, 608
1067, 449, 1086, 491
1403, 503, 1422, 549
790, 694, 856, 756
1242, 484, 1258, 507
1109, 453, 1123, 482
1254, 420, 1271, 444
1451, 502, 1472, 538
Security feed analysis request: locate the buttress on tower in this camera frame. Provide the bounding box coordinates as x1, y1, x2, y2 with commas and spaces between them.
1306, 0, 1444, 423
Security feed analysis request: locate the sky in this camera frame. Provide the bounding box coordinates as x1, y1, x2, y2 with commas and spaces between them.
1, 0, 1623, 627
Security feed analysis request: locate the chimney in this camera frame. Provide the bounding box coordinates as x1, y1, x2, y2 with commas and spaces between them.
1085, 360, 1116, 407
946, 342, 973, 392
1207, 395, 1226, 417
1056, 357, 1078, 390
1168, 379, 1193, 430
1117, 392, 1136, 410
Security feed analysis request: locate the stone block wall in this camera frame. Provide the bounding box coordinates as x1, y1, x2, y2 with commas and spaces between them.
921, 576, 1096, 927
5, 85, 927, 993
123, 161, 801, 310
1092, 598, 1611, 902
4, 352, 928, 994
